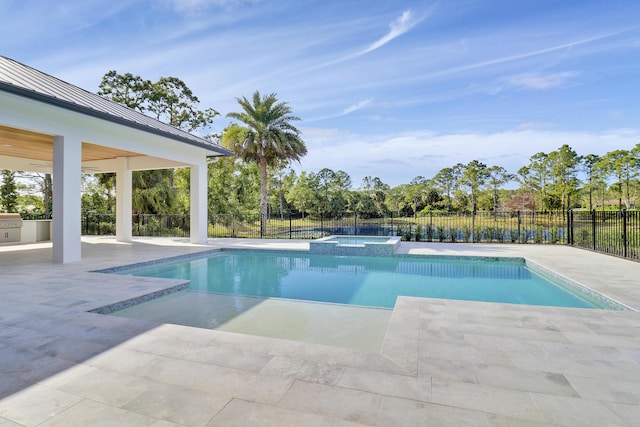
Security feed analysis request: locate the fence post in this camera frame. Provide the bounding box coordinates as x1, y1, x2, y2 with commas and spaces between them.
354, 212, 357, 235
289, 213, 292, 239
517, 211, 521, 243
622, 209, 628, 258
591, 209, 596, 250
321, 212, 324, 237
430, 211, 433, 242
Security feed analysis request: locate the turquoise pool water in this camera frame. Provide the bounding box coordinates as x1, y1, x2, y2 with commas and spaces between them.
329, 236, 391, 245
114, 250, 611, 309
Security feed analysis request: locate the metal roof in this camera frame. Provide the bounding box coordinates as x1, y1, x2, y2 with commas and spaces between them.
0, 56, 233, 157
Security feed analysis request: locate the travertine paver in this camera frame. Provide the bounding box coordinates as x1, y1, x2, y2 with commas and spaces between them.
0, 237, 639, 426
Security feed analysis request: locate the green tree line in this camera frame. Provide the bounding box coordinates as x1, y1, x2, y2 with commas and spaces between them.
2, 71, 639, 218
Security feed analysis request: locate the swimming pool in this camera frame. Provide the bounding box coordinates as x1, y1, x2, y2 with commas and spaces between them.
111, 250, 615, 309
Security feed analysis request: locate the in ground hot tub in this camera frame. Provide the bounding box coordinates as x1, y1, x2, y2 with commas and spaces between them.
309, 235, 401, 256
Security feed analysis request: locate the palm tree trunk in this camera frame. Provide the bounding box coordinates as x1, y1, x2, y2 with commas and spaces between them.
259, 158, 268, 236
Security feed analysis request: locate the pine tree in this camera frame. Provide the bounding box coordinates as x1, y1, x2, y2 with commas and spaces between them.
0, 169, 19, 213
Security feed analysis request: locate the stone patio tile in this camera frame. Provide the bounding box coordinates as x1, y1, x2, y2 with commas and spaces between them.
539, 340, 631, 363
135, 337, 273, 372
279, 380, 381, 425
57, 368, 156, 407
339, 367, 431, 402
123, 382, 231, 427
0, 416, 23, 427
419, 328, 467, 345
562, 330, 640, 349
531, 393, 627, 426
380, 337, 419, 375
430, 377, 545, 422
474, 364, 579, 397
32, 335, 110, 363
36, 399, 180, 427
0, 374, 30, 401
567, 375, 640, 405
418, 357, 478, 383
87, 347, 165, 375
0, 384, 82, 426
138, 355, 294, 405
419, 340, 515, 367
377, 396, 490, 427
486, 413, 563, 426
206, 399, 366, 427
259, 356, 346, 386
37, 364, 96, 388
585, 322, 640, 337
461, 333, 548, 358
603, 402, 640, 426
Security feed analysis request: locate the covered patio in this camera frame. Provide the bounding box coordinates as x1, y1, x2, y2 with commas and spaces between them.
0, 56, 232, 263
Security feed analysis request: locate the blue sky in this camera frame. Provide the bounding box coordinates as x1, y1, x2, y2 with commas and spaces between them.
2, 0, 639, 187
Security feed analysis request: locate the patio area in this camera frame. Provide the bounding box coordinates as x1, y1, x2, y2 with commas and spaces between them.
1, 237, 639, 426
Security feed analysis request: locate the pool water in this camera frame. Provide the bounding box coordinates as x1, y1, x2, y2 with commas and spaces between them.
329, 236, 391, 245
115, 250, 609, 309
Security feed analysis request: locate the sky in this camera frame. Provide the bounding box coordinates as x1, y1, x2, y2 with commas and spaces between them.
2, 0, 639, 187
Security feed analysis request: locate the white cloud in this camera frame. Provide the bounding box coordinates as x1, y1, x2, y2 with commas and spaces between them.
342, 98, 373, 115
167, 0, 260, 13
506, 72, 578, 90
293, 128, 640, 186
361, 9, 424, 55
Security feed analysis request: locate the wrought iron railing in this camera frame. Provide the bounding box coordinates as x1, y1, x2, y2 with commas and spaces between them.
568, 209, 639, 261
78, 209, 639, 261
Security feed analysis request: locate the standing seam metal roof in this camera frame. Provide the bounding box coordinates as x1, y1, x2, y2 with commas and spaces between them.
0, 56, 233, 157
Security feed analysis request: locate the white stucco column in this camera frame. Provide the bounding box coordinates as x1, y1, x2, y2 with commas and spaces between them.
115, 157, 132, 242
190, 160, 208, 244
52, 135, 82, 263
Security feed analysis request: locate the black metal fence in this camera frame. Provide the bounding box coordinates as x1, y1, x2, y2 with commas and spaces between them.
82, 213, 190, 237
77, 209, 639, 261
568, 209, 639, 261
209, 211, 568, 244
80, 211, 567, 244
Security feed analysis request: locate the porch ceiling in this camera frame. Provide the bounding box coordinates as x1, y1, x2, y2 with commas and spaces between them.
0, 125, 143, 164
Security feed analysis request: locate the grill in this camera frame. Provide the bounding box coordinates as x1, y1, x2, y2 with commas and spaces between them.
0, 213, 22, 243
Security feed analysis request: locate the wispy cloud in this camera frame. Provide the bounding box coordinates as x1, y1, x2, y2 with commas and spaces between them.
506, 72, 578, 90
360, 9, 424, 55
410, 27, 638, 83
304, 98, 373, 123
342, 98, 373, 115
309, 8, 428, 71
167, 0, 260, 13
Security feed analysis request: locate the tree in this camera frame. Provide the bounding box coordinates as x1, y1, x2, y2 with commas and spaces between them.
98, 72, 219, 132
225, 92, 307, 233
581, 154, 602, 210
546, 145, 581, 210
598, 149, 638, 209
432, 165, 462, 211
0, 170, 19, 212
460, 161, 489, 213
286, 171, 317, 219
312, 168, 351, 217
359, 176, 389, 217
98, 70, 220, 214
486, 166, 513, 219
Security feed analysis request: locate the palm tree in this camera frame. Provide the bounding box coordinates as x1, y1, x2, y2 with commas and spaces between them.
225, 91, 307, 235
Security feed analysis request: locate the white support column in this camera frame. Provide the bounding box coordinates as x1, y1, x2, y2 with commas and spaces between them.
115, 157, 132, 242
190, 160, 208, 244
52, 135, 82, 263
